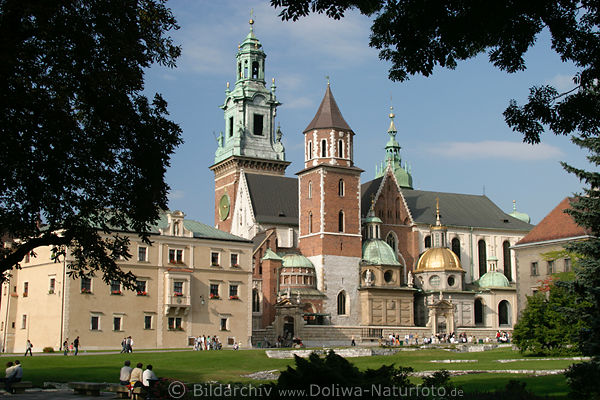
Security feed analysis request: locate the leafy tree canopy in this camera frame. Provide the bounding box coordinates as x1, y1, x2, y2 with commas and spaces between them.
0, 0, 182, 287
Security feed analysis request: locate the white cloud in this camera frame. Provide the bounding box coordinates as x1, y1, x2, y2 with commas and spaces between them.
547, 74, 576, 93
168, 189, 185, 201
427, 141, 564, 161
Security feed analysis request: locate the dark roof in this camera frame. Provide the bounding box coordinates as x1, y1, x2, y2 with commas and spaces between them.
303, 85, 352, 132
360, 178, 533, 231
245, 173, 299, 226
516, 197, 589, 245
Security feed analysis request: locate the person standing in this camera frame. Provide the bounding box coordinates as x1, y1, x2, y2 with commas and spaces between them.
120, 337, 127, 353
24, 340, 33, 356
73, 336, 80, 356
63, 338, 69, 356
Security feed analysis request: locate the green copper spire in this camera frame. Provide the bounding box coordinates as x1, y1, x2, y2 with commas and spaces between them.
375, 106, 413, 189
214, 15, 286, 165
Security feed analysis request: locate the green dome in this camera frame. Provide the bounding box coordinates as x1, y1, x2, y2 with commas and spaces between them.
282, 254, 314, 269
363, 215, 383, 224
509, 210, 531, 224
478, 271, 510, 288
362, 239, 400, 265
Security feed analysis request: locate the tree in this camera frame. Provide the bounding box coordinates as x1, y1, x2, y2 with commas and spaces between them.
0, 0, 182, 287
271, 0, 600, 395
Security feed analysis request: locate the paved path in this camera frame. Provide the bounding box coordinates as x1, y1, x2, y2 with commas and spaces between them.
0, 348, 194, 357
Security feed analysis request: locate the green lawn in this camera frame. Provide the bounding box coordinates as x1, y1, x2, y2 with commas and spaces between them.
1, 347, 576, 398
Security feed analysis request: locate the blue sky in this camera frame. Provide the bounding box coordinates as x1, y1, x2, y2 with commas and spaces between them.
145, 0, 589, 226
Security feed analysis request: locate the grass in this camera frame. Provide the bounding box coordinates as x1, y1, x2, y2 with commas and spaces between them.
2, 347, 577, 398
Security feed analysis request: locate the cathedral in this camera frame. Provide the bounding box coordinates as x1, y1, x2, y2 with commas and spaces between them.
210, 20, 533, 345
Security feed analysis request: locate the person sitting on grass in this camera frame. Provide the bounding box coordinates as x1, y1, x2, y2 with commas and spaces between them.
120, 360, 132, 386
13, 361, 22, 383
130, 363, 144, 388
0, 361, 18, 394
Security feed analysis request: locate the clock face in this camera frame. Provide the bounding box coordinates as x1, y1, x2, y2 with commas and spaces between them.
219, 194, 230, 221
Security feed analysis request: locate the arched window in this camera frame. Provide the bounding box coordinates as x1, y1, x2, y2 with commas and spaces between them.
478, 240, 487, 277
308, 212, 313, 233
308, 181, 312, 199
321, 139, 327, 157
503, 241, 512, 281
474, 298, 484, 325
498, 300, 511, 326
424, 235, 431, 248
238, 62, 242, 78
308, 141, 313, 160
386, 232, 397, 253
451, 238, 461, 260
338, 179, 344, 197
337, 291, 346, 315
243, 60, 248, 78
252, 289, 260, 312
338, 211, 344, 232
337, 139, 343, 158
252, 61, 259, 79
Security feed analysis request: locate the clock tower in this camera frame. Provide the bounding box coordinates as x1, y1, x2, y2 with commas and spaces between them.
210, 18, 290, 232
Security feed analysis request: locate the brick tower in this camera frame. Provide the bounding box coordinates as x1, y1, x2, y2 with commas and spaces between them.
297, 83, 363, 325
210, 18, 290, 232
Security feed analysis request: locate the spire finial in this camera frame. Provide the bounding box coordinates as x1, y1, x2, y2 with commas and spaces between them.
249, 9, 254, 30
513, 199, 517, 211
435, 197, 441, 225
325, 75, 330, 86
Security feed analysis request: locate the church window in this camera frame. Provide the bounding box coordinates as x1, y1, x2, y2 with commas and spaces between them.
308, 141, 313, 159
429, 275, 440, 287
424, 235, 431, 248
451, 238, 461, 260
243, 60, 248, 78
338, 179, 344, 197
384, 270, 394, 283
252, 61, 259, 79
447, 275, 455, 287
308, 212, 313, 233
337, 139, 343, 158
252, 289, 260, 312
503, 241, 512, 281
321, 139, 327, 157
337, 291, 346, 315
308, 181, 312, 199
386, 232, 397, 252
229, 116, 234, 137
338, 211, 344, 232
253, 114, 264, 136
478, 240, 487, 277
474, 298, 484, 325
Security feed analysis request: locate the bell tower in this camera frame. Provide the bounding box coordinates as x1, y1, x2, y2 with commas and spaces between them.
210, 16, 290, 231
297, 83, 363, 325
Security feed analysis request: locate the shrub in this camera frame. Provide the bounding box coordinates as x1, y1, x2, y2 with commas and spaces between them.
42, 347, 54, 353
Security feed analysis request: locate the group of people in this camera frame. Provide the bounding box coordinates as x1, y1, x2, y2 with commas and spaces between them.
120, 336, 135, 353
496, 330, 511, 343
62, 336, 80, 355
192, 335, 222, 351
0, 360, 23, 394
119, 360, 158, 390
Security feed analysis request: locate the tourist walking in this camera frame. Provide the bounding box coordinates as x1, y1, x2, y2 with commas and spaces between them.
24, 340, 33, 356
73, 336, 80, 355
63, 338, 69, 355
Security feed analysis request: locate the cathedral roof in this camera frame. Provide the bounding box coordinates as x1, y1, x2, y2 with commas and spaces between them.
477, 270, 511, 288
515, 197, 590, 246
416, 247, 463, 272
303, 85, 352, 133
362, 239, 400, 266
245, 173, 298, 226
360, 179, 533, 231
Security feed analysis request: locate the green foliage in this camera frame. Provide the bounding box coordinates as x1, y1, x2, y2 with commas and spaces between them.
42, 346, 54, 353
513, 282, 588, 355
565, 360, 600, 400
0, 0, 182, 287
273, 350, 414, 397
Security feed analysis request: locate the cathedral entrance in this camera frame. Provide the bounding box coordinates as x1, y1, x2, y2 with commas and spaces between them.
283, 316, 294, 340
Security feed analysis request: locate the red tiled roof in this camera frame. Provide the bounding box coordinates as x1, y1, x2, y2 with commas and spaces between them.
515, 197, 590, 245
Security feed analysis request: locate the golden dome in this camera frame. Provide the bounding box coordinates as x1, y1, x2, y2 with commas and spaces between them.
416, 247, 463, 272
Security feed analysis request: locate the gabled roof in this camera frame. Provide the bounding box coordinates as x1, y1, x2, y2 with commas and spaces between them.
516, 197, 590, 245
245, 173, 299, 226
303, 85, 352, 133
360, 178, 533, 231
